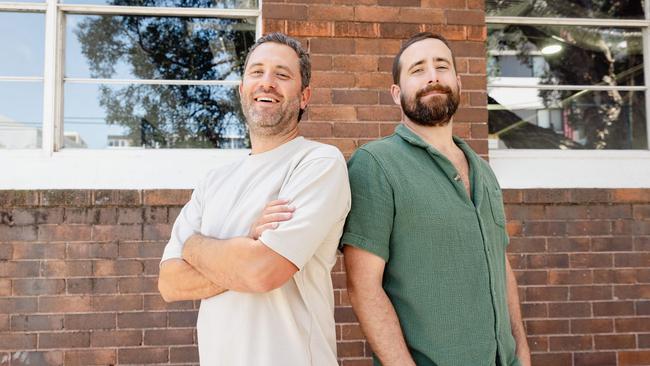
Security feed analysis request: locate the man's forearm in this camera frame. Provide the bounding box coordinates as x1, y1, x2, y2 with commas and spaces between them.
348, 285, 416, 366
182, 234, 297, 293
505, 258, 531, 365
158, 258, 226, 302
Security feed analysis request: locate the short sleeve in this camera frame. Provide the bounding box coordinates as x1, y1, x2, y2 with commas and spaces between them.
160, 175, 206, 263
340, 148, 394, 262
259, 157, 351, 269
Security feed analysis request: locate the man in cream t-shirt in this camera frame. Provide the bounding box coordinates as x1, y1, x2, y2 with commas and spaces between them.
157, 33, 350, 366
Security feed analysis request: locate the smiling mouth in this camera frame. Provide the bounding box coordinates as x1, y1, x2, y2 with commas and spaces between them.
254, 97, 280, 103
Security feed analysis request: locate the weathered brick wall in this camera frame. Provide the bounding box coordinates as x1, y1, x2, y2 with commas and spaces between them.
1, 189, 649, 365
263, 0, 488, 158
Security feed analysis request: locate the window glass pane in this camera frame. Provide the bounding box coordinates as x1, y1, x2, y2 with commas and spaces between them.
64, 83, 249, 149
488, 24, 644, 86
488, 88, 647, 149
66, 15, 255, 80
0, 82, 43, 149
61, 0, 257, 10
486, 0, 644, 19
0, 13, 45, 77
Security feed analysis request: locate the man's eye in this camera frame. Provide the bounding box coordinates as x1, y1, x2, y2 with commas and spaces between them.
251, 70, 263, 75
437, 66, 448, 70
277, 73, 289, 79
411, 68, 423, 74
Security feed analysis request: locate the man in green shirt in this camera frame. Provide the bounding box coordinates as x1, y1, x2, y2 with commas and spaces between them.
341, 32, 531, 366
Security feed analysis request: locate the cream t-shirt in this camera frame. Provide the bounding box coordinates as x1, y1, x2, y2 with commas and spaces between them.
161, 137, 351, 366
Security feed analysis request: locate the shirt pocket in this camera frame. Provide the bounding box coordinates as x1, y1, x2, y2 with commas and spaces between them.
487, 186, 507, 228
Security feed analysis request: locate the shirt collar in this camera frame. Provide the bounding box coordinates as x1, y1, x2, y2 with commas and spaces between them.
394, 123, 474, 159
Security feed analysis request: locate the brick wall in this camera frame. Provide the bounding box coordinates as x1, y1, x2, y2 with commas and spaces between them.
263, 0, 488, 158
1, 189, 649, 366
2, 1, 649, 366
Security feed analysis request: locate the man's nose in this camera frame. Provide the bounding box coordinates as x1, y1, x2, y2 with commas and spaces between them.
427, 68, 439, 84
260, 72, 277, 89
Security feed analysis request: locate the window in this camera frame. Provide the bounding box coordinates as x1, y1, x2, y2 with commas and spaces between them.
0, 0, 260, 187
486, 0, 650, 188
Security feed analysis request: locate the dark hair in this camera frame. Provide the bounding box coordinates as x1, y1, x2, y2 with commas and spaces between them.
392, 32, 457, 85
243, 32, 311, 91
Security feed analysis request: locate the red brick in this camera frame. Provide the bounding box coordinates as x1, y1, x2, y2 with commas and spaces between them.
287, 20, 332, 37
612, 189, 650, 203
12, 208, 63, 225
333, 123, 380, 138
299, 122, 333, 137
421, 0, 467, 8
354, 6, 398, 22
334, 22, 378, 38
570, 253, 613, 268
566, 220, 612, 236
309, 5, 354, 21
445, 9, 484, 26
311, 55, 332, 72
378, 0, 418, 5
67, 242, 118, 259
547, 237, 591, 253
398, 7, 444, 24
615, 285, 650, 300
38, 224, 92, 241
11, 314, 63, 331
590, 204, 633, 219
92, 294, 143, 311
454, 107, 488, 123
92, 224, 142, 241
526, 319, 570, 335
594, 269, 638, 284
591, 236, 633, 252
65, 313, 116, 330
12, 278, 65, 295
548, 270, 592, 285
91, 330, 142, 347
527, 336, 548, 352
337, 341, 365, 357
379, 22, 422, 39
0, 225, 38, 241
593, 301, 635, 316
118, 311, 166, 329
523, 221, 566, 237
10, 243, 65, 260
619, 350, 650, 365
119, 277, 158, 294
0, 261, 40, 278
4, 351, 63, 366
521, 303, 547, 318
515, 270, 547, 285
118, 347, 168, 364
633, 204, 650, 219
0, 279, 9, 296
143, 223, 171, 240
93, 259, 144, 276
571, 318, 614, 334
263, 19, 285, 34
309, 106, 356, 121
355, 39, 401, 55
144, 329, 194, 345
41, 260, 92, 277
548, 302, 591, 318
526, 253, 569, 269
594, 334, 636, 349
355, 72, 393, 88
39, 331, 90, 349
526, 286, 568, 301
64, 350, 116, 366
41, 190, 91, 207
39, 296, 92, 312
310, 38, 355, 55
379, 123, 399, 136
523, 190, 570, 204
168, 311, 198, 328
144, 294, 194, 310
93, 190, 141, 206
635, 237, 650, 251
0, 190, 39, 207
170, 346, 199, 363
505, 204, 545, 220
143, 190, 191, 206
0, 297, 37, 314
333, 55, 378, 72
65, 207, 117, 225
574, 352, 617, 366
262, 3, 307, 20
570, 285, 613, 301
66, 277, 117, 295
549, 335, 592, 351
311, 71, 356, 88
357, 106, 401, 121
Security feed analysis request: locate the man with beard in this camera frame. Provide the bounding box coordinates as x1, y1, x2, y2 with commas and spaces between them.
340, 32, 531, 366
158, 33, 350, 366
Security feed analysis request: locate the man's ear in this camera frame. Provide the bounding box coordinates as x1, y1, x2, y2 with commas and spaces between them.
300, 86, 312, 110
390, 84, 401, 106
238, 81, 243, 98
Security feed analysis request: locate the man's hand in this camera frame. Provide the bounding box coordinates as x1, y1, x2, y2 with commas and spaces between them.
249, 199, 295, 240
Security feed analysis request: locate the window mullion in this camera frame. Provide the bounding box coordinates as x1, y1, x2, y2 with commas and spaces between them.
41, 0, 59, 155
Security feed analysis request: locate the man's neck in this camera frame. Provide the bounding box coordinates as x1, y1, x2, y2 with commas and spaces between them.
403, 119, 457, 155
250, 126, 300, 155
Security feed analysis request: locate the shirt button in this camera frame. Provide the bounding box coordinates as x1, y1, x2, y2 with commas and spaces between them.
453, 174, 461, 181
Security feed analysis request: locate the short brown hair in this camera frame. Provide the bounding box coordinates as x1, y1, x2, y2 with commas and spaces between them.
392, 32, 457, 85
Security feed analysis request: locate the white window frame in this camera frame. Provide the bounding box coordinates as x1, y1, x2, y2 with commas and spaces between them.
0, 0, 261, 189
486, 11, 650, 188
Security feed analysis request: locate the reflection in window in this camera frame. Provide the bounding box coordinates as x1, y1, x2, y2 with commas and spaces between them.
0, 82, 44, 149
64, 84, 248, 149
486, 0, 644, 19
488, 90, 647, 149
61, 0, 258, 9
64, 14, 255, 149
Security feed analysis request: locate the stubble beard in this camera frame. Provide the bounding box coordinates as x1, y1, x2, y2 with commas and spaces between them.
401, 83, 460, 127
242, 92, 301, 137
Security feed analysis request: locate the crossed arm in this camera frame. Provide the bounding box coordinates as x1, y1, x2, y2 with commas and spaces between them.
344, 246, 531, 366
158, 200, 297, 302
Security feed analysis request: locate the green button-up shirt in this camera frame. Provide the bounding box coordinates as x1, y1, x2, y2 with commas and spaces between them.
341, 125, 520, 366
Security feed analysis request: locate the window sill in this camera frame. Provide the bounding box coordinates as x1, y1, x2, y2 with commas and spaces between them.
489, 149, 650, 188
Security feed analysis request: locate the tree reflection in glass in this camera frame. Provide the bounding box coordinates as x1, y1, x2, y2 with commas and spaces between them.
486, 0, 647, 149
72, 5, 255, 149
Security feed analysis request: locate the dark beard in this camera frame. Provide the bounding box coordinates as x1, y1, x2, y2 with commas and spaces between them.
401, 83, 460, 127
